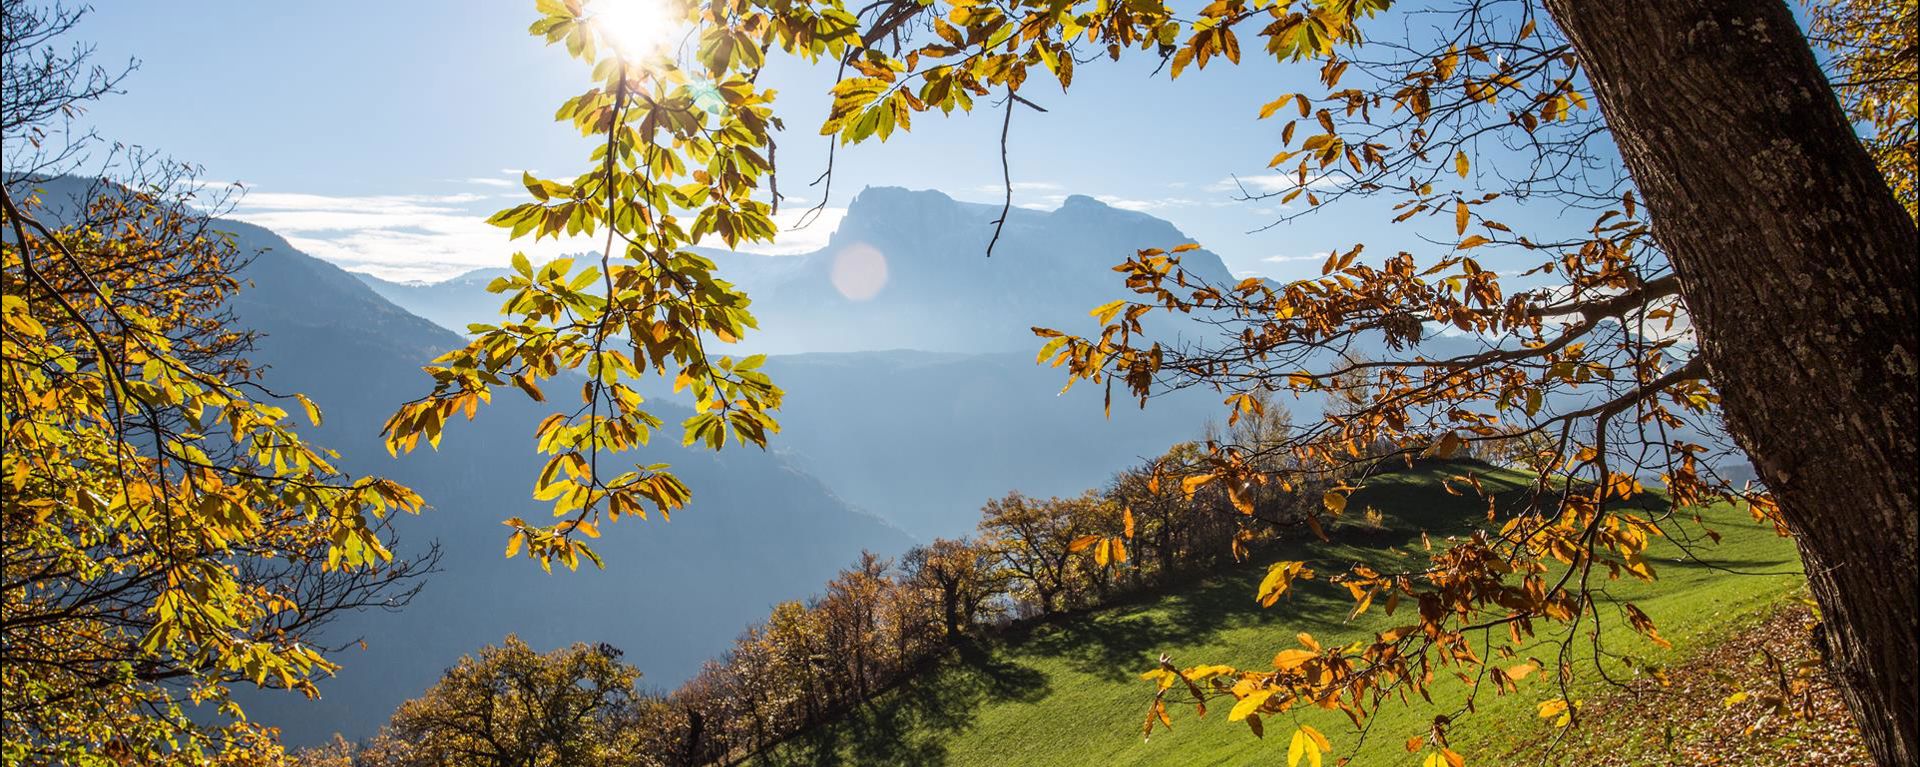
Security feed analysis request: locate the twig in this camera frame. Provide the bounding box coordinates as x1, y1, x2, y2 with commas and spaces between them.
985, 93, 1047, 258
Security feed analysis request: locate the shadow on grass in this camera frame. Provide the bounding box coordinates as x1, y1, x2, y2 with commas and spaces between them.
755, 462, 1778, 764
1006, 463, 1571, 684
756, 641, 1051, 766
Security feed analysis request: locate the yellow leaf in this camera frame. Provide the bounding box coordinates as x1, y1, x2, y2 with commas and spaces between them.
1454, 150, 1470, 177
1288, 727, 1325, 767
1537, 698, 1573, 727
1181, 473, 1216, 497
294, 393, 324, 427
1259, 94, 1294, 119
1301, 723, 1331, 752
1228, 485, 1255, 515
1256, 561, 1313, 607
1229, 688, 1276, 721
1273, 648, 1316, 670
1347, 588, 1374, 621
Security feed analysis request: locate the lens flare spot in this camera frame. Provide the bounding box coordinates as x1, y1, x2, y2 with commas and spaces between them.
830, 242, 888, 301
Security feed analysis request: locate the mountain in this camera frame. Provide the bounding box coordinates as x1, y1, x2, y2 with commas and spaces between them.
351, 267, 518, 336
201, 217, 915, 746
736, 187, 1236, 354
351, 188, 1266, 539
355, 186, 1237, 354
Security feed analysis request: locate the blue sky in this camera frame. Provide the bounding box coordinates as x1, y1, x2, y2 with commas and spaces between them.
76, 1, 1500, 282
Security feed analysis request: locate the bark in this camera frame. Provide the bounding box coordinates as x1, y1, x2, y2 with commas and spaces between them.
940, 579, 964, 638
1540, 1, 1919, 764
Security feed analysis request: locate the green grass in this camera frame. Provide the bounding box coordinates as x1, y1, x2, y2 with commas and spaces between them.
751, 462, 1808, 767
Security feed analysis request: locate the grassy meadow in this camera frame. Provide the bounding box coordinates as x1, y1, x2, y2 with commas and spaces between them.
752, 464, 1807, 767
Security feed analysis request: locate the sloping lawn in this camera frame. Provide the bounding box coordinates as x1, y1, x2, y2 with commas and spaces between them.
753, 464, 1806, 766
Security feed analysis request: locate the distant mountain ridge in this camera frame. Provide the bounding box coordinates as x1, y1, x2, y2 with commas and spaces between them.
355, 187, 1247, 540
356, 186, 1236, 353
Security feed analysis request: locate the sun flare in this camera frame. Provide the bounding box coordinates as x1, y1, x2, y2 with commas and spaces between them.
589, 0, 684, 61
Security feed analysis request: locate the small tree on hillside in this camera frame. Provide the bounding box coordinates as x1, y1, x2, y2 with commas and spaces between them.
372, 637, 650, 767
900, 537, 1004, 639
980, 492, 1095, 616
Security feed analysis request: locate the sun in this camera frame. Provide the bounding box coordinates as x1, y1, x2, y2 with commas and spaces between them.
589, 0, 685, 62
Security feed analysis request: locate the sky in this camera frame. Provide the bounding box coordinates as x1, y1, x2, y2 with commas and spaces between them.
71, 1, 1538, 283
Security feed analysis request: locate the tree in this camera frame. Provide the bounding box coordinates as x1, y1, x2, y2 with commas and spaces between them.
979, 492, 1096, 615
1542, 1, 1915, 758
759, 600, 830, 727
1808, 0, 1918, 220
815, 553, 891, 699
900, 537, 1003, 639
373, 637, 650, 767
458, 0, 1915, 762
2, 4, 432, 764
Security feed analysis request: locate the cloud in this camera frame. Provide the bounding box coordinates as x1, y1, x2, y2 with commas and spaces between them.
971, 181, 1064, 195
230, 190, 588, 282
1211, 172, 1347, 195
1094, 195, 1202, 212
732, 207, 846, 256
1261, 251, 1333, 263
231, 182, 857, 280
1015, 193, 1068, 210
460, 177, 514, 188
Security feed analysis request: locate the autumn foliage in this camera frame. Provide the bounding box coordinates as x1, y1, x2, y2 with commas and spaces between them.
314, 422, 1350, 765
6, 0, 1914, 762
3, 7, 431, 763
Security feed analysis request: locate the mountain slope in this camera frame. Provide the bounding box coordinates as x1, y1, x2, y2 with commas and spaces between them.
750, 351, 1222, 539
208, 219, 914, 746
749, 464, 1807, 767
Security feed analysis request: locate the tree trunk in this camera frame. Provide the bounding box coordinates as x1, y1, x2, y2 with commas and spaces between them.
942, 581, 964, 638
1541, 1, 1918, 764
680, 708, 704, 767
